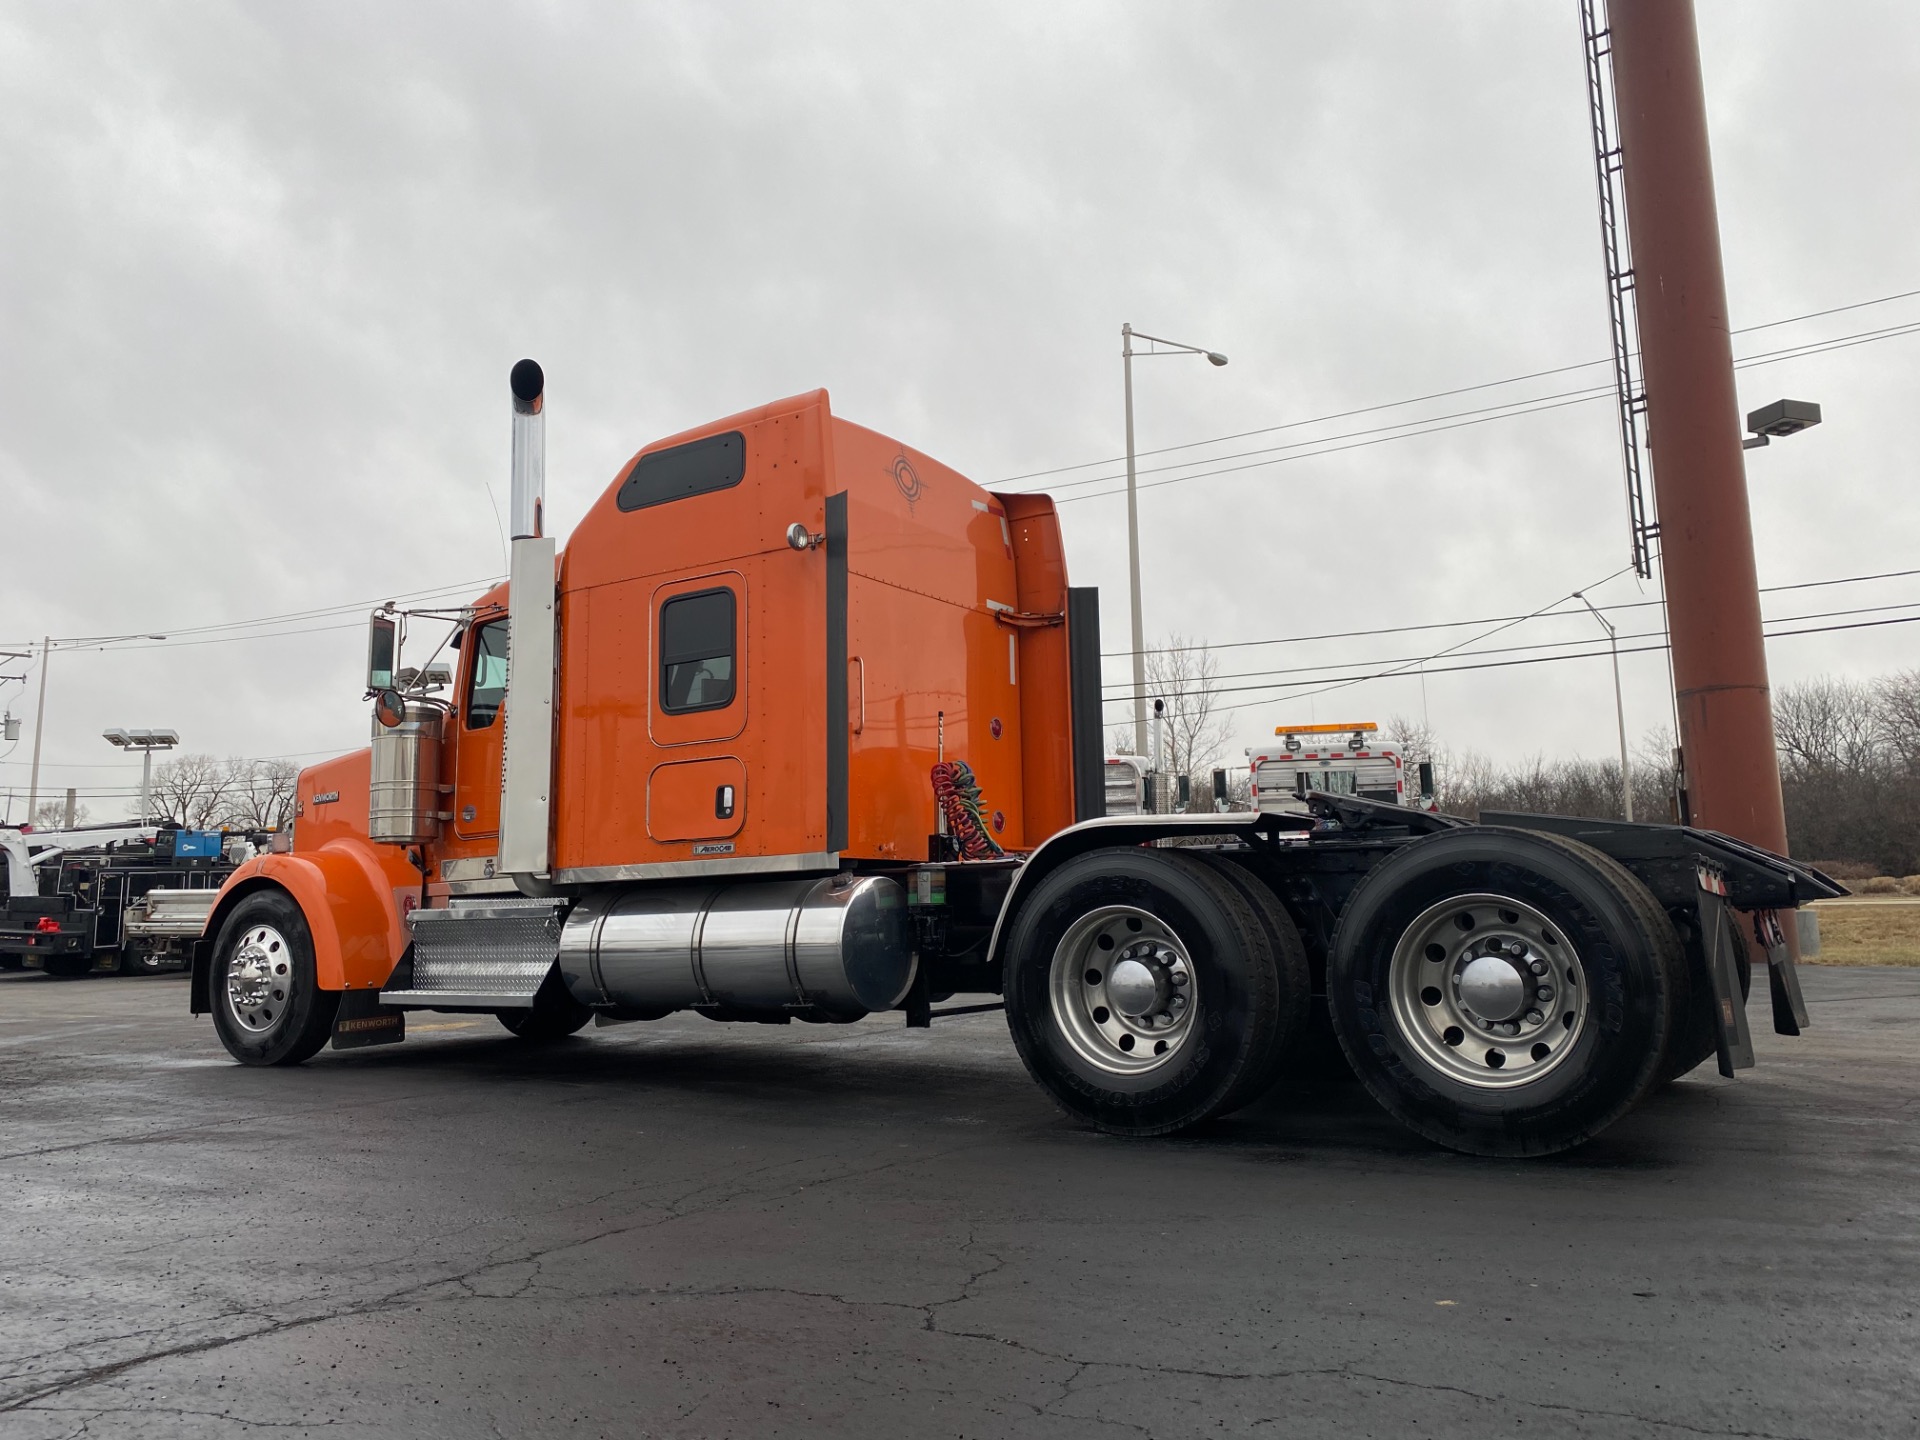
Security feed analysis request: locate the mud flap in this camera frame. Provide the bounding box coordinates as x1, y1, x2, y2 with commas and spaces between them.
1757, 909, 1809, 1038
1696, 865, 1754, 1078
332, 988, 406, 1050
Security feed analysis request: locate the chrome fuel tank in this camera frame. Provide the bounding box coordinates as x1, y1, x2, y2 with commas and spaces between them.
558, 875, 913, 1019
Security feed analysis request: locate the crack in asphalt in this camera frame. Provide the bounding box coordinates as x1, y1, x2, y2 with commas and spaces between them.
0, 1138, 990, 1416
0, 1089, 441, 1164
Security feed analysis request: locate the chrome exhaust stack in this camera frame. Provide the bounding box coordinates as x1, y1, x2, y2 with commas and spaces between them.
509, 358, 545, 539
500, 359, 558, 891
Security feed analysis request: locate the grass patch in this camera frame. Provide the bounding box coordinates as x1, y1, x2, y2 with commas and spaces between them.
1808, 902, 1920, 966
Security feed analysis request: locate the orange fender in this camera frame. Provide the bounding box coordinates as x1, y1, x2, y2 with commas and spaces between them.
201, 841, 413, 993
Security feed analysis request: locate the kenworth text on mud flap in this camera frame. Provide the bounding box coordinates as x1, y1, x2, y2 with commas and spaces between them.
185, 362, 1841, 1157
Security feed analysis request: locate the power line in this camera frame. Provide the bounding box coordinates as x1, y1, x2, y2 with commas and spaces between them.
1, 576, 503, 654
1103, 599, 1920, 698
1195, 612, 1920, 718
1101, 566, 1920, 660
996, 285, 1920, 485
1042, 319, 1920, 507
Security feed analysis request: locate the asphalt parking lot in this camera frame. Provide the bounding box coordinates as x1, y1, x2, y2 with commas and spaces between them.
2, 966, 1916, 1439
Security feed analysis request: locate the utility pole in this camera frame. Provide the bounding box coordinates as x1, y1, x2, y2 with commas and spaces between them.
1609, 1, 1788, 856
26, 637, 49, 823
1123, 326, 1146, 763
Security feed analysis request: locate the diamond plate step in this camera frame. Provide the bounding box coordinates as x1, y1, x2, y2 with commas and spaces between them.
382, 897, 565, 1008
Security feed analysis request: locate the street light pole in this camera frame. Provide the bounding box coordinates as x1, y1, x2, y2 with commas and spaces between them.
1122, 325, 1147, 762
102, 728, 180, 825
1575, 593, 1633, 821
25, 636, 49, 823
1120, 323, 1227, 766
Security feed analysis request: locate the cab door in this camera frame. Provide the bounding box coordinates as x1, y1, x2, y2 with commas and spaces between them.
646, 574, 748, 845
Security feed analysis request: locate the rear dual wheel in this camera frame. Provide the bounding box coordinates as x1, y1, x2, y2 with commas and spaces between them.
1327, 827, 1678, 1157
1003, 847, 1307, 1136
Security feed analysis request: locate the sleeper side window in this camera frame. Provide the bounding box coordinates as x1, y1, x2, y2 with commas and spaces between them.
660, 588, 737, 714
465, 620, 510, 729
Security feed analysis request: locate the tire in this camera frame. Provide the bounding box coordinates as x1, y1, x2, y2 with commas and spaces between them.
1196, 854, 1311, 1111
1326, 827, 1676, 1157
117, 944, 170, 976
42, 954, 96, 978
497, 967, 593, 1041
1, 956, 24, 972
1661, 908, 1753, 1084
209, 891, 339, 1066
1002, 846, 1288, 1136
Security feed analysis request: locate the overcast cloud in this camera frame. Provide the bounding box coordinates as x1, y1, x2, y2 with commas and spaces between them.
3, 1, 1917, 820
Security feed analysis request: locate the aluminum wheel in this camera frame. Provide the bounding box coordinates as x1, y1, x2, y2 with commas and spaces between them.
225, 923, 295, 1034
1387, 892, 1591, 1089
1048, 904, 1200, 1077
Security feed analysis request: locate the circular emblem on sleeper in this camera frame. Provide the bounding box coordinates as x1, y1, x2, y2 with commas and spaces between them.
990, 717, 1003, 739
991, 810, 1006, 834
890, 453, 924, 506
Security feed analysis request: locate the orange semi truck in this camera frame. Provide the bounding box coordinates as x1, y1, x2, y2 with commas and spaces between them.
188, 362, 1840, 1156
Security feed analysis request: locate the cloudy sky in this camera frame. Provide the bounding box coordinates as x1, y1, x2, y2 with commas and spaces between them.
2, 1, 1916, 823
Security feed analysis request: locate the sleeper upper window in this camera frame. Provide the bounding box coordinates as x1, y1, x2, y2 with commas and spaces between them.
660, 588, 737, 714
618, 431, 746, 512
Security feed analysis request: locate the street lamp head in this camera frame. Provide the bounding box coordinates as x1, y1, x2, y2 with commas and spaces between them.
1205, 352, 1228, 367
102, 728, 130, 747
1742, 398, 1821, 450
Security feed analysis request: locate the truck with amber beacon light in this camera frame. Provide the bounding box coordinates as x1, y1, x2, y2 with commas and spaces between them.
1249, 723, 1436, 817
189, 361, 1840, 1157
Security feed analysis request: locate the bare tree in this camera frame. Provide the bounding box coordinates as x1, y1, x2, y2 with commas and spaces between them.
1876, 668, 1920, 773
142, 753, 233, 826
30, 799, 90, 827
1143, 635, 1232, 782
218, 759, 300, 831
1774, 676, 1882, 781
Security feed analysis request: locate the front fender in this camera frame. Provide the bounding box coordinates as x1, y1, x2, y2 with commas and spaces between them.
197, 844, 411, 996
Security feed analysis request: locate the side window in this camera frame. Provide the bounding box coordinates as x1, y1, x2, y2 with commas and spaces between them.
618, 431, 746, 512
465, 620, 509, 730
660, 588, 736, 714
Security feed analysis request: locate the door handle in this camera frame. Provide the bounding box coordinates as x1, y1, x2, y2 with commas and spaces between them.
715, 784, 736, 820
849, 656, 866, 735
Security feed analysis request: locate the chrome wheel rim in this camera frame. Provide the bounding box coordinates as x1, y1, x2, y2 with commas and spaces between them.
225, 923, 294, 1034
1387, 892, 1590, 1089
1049, 905, 1199, 1077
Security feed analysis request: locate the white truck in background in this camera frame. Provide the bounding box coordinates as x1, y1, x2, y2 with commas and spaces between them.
1249, 722, 1435, 817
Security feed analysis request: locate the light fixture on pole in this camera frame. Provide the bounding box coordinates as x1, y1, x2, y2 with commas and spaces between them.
1741, 398, 1821, 451
1121, 323, 1228, 762
1572, 593, 1632, 821
103, 727, 181, 824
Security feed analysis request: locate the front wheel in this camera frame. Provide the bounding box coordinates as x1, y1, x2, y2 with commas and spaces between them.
1003, 847, 1289, 1136
1327, 827, 1678, 1157
210, 891, 339, 1066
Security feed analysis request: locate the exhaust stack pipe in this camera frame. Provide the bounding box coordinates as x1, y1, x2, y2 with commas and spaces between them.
509, 358, 545, 540
500, 358, 557, 890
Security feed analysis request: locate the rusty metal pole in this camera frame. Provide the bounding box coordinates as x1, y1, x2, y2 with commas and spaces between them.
1609, 0, 1788, 856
